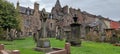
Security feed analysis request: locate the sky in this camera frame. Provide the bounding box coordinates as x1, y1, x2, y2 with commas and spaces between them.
7, 0, 120, 21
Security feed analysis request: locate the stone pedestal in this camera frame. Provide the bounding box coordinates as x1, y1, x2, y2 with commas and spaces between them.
35, 38, 52, 52
37, 38, 50, 48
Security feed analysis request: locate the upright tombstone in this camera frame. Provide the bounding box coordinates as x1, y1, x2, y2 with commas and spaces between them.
110, 32, 119, 44
105, 29, 114, 42
67, 14, 81, 46
100, 32, 106, 42
56, 26, 63, 41
35, 8, 52, 52
64, 26, 71, 42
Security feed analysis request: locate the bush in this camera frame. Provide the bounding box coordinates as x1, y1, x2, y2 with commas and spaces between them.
86, 31, 100, 42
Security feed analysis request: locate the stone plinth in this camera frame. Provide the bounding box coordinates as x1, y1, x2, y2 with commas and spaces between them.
37, 38, 50, 48
35, 38, 52, 52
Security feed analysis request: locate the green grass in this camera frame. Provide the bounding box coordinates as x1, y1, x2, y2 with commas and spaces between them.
71, 41, 120, 54
0, 37, 44, 54
0, 37, 120, 54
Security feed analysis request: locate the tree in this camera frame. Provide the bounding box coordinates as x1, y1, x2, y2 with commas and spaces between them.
0, 0, 22, 40
0, 0, 18, 30
16, 6, 23, 32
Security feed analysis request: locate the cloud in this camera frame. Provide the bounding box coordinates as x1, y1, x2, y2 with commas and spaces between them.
61, 0, 120, 21
7, 0, 120, 21
29, 0, 39, 2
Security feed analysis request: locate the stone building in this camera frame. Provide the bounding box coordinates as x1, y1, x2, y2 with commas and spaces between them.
17, 1, 57, 37
46, 17, 56, 37
17, 1, 41, 36
51, 0, 84, 38
16, 0, 120, 41
51, 0, 120, 41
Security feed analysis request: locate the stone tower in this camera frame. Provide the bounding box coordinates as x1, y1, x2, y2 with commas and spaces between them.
52, 0, 63, 18
34, 2, 39, 11
55, 0, 61, 9
32, 2, 41, 33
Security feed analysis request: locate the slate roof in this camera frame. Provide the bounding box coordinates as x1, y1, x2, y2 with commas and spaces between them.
19, 6, 34, 15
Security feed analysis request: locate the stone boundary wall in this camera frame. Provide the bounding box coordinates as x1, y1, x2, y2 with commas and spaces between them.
0, 44, 20, 54
46, 43, 71, 54
46, 49, 66, 54
0, 43, 71, 54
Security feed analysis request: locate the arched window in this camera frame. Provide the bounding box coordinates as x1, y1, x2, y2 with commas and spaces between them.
50, 23, 52, 28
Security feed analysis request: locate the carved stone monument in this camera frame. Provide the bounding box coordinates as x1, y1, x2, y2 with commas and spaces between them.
35, 8, 52, 52
67, 14, 81, 46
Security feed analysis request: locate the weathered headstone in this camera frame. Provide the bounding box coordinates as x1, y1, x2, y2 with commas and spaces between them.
64, 27, 71, 42
110, 33, 119, 44
67, 14, 82, 46
105, 29, 114, 42
100, 33, 106, 42
56, 26, 63, 41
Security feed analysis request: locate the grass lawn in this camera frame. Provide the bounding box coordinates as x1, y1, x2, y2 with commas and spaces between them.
0, 37, 120, 54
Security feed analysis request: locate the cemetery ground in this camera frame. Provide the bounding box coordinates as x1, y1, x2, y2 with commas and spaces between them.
0, 37, 120, 54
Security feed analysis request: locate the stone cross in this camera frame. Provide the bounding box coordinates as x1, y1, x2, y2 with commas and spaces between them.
35, 8, 52, 53
41, 8, 48, 38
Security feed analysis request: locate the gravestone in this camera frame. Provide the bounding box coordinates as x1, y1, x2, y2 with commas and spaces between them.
100, 33, 106, 42
64, 27, 71, 42
110, 33, 119, 44
67, 14, 81, 46
35, 8, 52, 52
33, 32, 37, 42
105, 29, 114, 42
56, 26, 63, 41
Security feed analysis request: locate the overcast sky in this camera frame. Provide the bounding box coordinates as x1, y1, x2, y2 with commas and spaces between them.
7, 0, 120, 21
